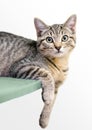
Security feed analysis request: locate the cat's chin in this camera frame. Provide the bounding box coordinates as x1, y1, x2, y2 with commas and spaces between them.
45, 52, 66, 58
53, 53, 65, 58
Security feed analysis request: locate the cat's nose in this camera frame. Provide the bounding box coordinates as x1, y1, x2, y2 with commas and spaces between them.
55, 46, 61, 51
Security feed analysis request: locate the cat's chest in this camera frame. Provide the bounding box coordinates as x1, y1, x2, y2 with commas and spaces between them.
50, 66, 68, 83
47, 58, 68, 83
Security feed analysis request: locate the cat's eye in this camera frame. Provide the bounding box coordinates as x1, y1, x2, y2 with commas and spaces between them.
46, 37, 53, 43
62, 35, 68, 42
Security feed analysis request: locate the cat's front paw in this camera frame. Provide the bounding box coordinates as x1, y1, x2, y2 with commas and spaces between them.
39, 112, 49, 128
42, 90, 54, 104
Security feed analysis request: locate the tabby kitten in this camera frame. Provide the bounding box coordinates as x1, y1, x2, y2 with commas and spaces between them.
0, 15, 76, 128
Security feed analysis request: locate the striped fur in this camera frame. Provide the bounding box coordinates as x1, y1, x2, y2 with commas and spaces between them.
0, 15, 76, 128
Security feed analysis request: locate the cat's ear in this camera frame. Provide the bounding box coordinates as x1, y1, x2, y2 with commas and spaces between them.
64, 14, 77, 33
34, 18, 48, 36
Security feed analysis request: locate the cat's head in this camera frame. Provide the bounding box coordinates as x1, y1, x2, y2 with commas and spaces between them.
34, 15, 77, 58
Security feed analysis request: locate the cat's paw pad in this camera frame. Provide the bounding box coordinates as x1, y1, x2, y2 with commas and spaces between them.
42, 91, 54, 104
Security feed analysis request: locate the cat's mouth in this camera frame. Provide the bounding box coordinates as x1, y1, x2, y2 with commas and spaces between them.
53, 50, 65, 57
53, 47, 68, 57
57, 50, 64, 53
55, 51, 64, 55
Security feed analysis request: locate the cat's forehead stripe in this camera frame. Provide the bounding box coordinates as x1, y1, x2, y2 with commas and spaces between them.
50, 24, 63, 35
49, 26, 56, 34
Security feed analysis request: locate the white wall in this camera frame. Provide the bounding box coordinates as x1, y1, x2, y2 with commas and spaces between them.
0, 0, 92, 130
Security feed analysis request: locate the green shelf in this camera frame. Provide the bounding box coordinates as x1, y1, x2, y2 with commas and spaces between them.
0, 77, 41, 103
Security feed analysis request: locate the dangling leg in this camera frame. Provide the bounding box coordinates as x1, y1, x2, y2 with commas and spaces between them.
39, 86, 59, 128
